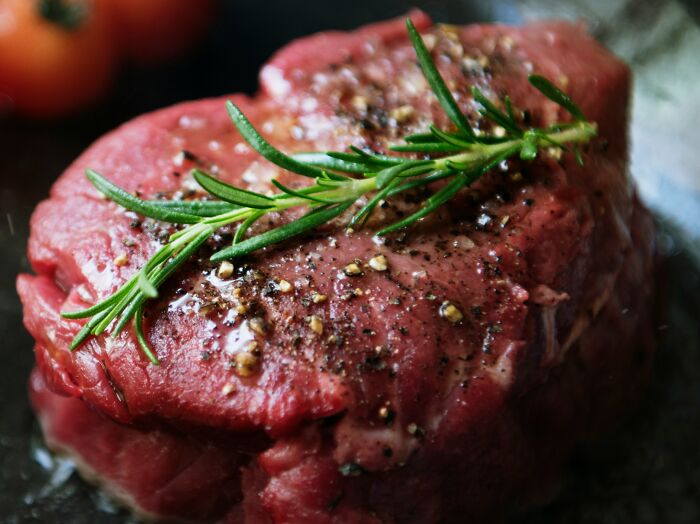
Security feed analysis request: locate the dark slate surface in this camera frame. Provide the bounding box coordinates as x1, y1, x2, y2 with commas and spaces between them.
0, 0, 698, 522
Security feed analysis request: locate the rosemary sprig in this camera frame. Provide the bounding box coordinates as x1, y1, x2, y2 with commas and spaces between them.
62, 19, 597, 363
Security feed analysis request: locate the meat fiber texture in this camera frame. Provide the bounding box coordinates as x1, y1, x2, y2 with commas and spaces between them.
17, 11, 656, 524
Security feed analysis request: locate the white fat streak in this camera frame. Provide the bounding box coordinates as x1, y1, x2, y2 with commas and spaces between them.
487, 341, 519, 387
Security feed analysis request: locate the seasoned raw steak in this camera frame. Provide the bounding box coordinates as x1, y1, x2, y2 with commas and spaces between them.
18, 11, 656, 523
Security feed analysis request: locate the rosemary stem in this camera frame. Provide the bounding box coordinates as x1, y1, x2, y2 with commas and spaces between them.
434, 122, 596, 169
539, 122, 597, 146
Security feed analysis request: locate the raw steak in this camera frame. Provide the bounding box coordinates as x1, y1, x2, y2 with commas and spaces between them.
17, 11, 656, 523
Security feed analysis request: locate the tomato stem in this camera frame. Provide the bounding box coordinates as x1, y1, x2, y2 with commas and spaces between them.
38, 0, 87, 30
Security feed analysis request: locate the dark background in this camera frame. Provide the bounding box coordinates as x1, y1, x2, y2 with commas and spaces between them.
1, 1, 699, 522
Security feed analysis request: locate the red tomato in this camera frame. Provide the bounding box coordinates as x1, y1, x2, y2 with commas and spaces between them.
0, 0, 117, 117
105, 0, 219, 64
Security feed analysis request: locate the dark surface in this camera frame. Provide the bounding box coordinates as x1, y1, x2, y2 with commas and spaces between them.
0, 0, 698, 523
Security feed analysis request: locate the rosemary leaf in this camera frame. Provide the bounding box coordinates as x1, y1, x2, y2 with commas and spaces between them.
226, 101, 343, 180
291, 153, 368, 174
154, 228, 214, 287
86, 169, 202, 224
428, 125, 476, 148
234, 211, 264, 245
404, 132, 437, 143
134, 304, 159, 365
376, 162, 419, 189
69, 309, 111, 350
137, 269, 159, 298
388, 169, 455, 195
406, 19, 475, 139
148, 200, 237, 217
271, 179, 337, 204
211, 202, 352, 262
528, 75, 586, 122
390, 142, 465, 153
328, 147, 402, 167
92, 282, 141, 336
348, 146, 403, 164
377, 174, 469, 236
350, 179, 400, 227
193, 169, 275, 209
504, 96, 517, 123
113, 293, 147, 337
62, 278, 136, 319
470, 87, 522, 136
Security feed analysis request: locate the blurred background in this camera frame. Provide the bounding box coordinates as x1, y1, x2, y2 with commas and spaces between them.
1, 0, 699, 522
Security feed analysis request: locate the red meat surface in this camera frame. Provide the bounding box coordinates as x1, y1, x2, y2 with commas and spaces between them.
18, 11, 656, 523
29, 368, 246, 522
